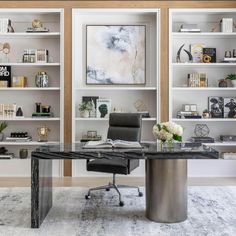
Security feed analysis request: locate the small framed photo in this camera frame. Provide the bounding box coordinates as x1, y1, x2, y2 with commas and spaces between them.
224, 98, 236, 118
96, 99, 111, 118
36, 49, 48, 63
183, 104, 197, 112
208, 96, 224, 118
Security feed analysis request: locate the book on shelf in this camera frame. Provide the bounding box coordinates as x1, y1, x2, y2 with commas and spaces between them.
0, 19, 10, 33
0, 65, 11, 87
220, 18, 233, 33
6, 137, 32, 142
179, 24, 201, 33
188, 73, 208, 87
223, 58, 236, 62
190, 43, 205, 63
202, 48, 216, 63
190, 137, 215, 143
83, 139, 142, 149
0, 153, 14, 159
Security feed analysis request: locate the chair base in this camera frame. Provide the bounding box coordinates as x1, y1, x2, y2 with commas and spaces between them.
85, 174, 143, 206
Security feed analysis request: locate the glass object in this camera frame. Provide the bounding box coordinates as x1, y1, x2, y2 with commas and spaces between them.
35, 71, 49, 87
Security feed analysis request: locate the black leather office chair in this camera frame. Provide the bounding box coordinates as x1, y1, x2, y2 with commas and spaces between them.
85, 113, 143, 206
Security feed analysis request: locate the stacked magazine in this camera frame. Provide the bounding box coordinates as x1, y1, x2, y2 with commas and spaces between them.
83, 139, 142, 149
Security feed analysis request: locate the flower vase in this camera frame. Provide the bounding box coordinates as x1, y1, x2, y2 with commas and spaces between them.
160, 140, 174, 151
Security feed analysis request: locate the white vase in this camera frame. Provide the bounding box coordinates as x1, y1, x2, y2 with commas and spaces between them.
80, 110, 90, 118
232, 80, 236, 87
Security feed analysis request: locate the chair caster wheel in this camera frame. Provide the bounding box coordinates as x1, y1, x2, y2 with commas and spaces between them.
119, 201, 124, 207
85, 195, 91, 200
106, 188, 110, 191
138, 192, 143, 197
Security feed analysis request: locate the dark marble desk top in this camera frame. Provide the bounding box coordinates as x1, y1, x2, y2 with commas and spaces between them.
31, 142, 219, 160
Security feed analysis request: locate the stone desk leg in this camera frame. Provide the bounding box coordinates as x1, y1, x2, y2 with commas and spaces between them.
31, 157, 53, 228
146, 159, 187, 223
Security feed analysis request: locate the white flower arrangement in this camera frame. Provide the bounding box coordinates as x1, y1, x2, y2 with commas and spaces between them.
153, 122, 183, 143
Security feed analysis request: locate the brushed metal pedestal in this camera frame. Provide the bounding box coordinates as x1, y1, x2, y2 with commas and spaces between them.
146, 159, 187, 223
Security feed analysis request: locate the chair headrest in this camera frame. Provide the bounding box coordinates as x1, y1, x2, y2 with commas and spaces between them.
109, 113, 142, 127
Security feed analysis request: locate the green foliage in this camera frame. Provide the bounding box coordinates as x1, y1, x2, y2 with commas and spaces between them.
0, 122, 7, 133
78, 101, 93, 112
226, 74, 236, 81
173, 134, 182, 141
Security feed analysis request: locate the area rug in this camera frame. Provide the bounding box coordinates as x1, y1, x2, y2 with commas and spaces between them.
0, 187, 236, 236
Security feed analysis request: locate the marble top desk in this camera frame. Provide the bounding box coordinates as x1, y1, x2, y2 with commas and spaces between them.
31, 142, 218, 228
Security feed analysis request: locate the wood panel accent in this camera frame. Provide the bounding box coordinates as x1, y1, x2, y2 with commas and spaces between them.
63, 8, 72, 176
160, 7, 169, 122
1, 1, 236, 176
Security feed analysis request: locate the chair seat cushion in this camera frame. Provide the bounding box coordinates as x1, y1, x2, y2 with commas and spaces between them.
87, 159, 128, 175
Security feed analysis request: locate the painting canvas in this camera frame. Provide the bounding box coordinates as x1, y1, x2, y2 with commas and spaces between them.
208, 96, 224, 118
224, 98, 236, 118
86, 25, 146, 85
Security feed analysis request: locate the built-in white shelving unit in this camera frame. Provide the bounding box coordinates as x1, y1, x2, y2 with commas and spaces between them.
169, 9, 236, 177
0, 9, 64, 177
72, 8, 160, 177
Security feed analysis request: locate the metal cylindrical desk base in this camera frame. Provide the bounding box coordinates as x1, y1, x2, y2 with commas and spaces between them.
146, 159, 187, 223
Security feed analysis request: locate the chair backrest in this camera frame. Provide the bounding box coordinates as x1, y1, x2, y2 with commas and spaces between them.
107, 113, 142, 141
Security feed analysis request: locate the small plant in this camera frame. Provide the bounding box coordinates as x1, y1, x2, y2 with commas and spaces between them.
78, 101, 93, 112
226, 74, 236, 81
0, 122, 7, 133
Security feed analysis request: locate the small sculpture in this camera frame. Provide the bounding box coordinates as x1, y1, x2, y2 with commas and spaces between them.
37, 125, 50, 142
133, 99, 147, 112
194, 124, 210, 137
176, 44, 193, 63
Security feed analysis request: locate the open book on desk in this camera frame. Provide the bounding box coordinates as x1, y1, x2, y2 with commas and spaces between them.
83, 139, 142, 149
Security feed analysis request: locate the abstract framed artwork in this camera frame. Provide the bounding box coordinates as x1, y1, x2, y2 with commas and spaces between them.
86, 25, 146, 85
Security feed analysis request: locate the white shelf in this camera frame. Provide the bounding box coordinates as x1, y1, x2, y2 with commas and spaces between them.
0, 141, 59, 146
0, 63, 60, 66
75, 87, 157, 91
204, 142, 236, 147
75, 117, 157, 121
0, 87, 60, 91
171, 63, 236, 67
172, 118, 236, 122
172, 32, 236, 38
0, 32, 60, 38
172, 87, 236, 91
0, 117, 60, 121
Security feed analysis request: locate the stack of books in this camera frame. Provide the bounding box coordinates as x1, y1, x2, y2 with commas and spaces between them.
190, 137, 215, 143
0, 153, 14, 159
177, 111, 201, 119
6, 136, 32, 142
220, 18, 233, 33
0, 19, 10, 33
179, 24, 201, 33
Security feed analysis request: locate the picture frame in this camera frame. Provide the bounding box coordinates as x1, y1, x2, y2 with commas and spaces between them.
96, 99, 111, 118
208, 96, 224, 118
86, 25, 146, 85
82, 96, 99, 108
224, 98, 236, 118
36, 49, 48, 63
